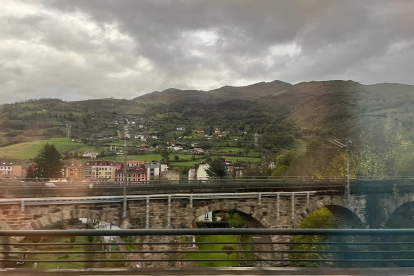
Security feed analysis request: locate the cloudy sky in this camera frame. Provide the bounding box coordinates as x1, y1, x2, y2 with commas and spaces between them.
1, 0, 414, 103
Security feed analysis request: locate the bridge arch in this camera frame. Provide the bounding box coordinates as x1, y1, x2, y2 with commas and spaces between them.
19, 209, 129, 231
295, 201, 365, 229
193, 201, 269, 228
381, 194, 414, 228
384, 201, 414, 229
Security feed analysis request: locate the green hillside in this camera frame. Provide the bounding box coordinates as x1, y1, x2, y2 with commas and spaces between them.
1, 80, 414, 177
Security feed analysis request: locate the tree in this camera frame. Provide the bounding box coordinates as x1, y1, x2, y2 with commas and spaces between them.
290, 207, 338, 267
28, 144, 63, 179
206, 157, 227, 179
227, 213, 246, 228
160, 149, 170, 161
174, 155, 179, 162
243, 146, 250, 157
221, 245, 235, 259
271, 152, 294, 177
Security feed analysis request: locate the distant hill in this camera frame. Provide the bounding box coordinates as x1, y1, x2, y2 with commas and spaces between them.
1, 79, 414, 152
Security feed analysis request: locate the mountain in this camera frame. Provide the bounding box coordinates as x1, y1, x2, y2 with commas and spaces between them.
209, 80, 292, 99
1, 80, 414, 151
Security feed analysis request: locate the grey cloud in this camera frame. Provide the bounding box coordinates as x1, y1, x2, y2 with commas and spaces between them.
1, 0, 414, 103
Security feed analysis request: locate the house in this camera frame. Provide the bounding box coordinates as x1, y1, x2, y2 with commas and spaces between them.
191, 142, 199, 148
84, 161, 116, 181
139, 144, 151, 150
188, 163, 209, 180
82, 152, 99, 159
193, 148, 204, 154
115, 165, 146, 183
109, 145, 121, 152
135, 135, 147, 142
232, 163, 245, 178
197, 130, 205, 134
215, 129, 220, 134
156, 145, 165, 149
138, 124, 144, 128
0, 163, 13, 176
166, 141, 175, 146
173, 146, 183, 151
65, 162, 85, 181
150, 135, 158, 140
0, 163, 26, 178
176, 127, 185, 131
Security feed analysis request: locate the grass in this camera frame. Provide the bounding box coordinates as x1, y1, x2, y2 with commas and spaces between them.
0, 138, 82, 159
291, 139, 308, 152
217, 147, 242, 153
179, 235, 254, 267
22, 236, 126, 269
220, 156, 262, 163
182, 235, 239, 267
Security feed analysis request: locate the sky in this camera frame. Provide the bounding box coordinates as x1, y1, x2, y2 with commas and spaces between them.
1, 0, 414, 103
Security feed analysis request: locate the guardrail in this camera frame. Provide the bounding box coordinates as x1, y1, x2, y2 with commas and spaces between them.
1, 229, 414, 270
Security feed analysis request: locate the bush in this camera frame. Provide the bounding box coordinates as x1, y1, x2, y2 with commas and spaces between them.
221, 245, 235, 259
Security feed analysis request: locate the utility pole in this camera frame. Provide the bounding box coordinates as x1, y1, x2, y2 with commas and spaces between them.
66, 123, 72, 138
254, 133, 259, 149
328, 138, 352, 202
123, 139, 127, 219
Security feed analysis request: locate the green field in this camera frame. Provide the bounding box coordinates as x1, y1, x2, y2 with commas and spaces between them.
182, 235, 253, 267
0, 138, 83, 159
218, 147, 242, 153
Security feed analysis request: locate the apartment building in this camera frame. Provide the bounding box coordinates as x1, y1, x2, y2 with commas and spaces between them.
115, 166, 147, 182
145, 162, 169, 180
84, 161, 116, 181
65, 162, 85, 181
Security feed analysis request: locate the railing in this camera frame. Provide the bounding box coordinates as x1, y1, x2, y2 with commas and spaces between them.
1, 229, 414, 271
0, 178, 413, 199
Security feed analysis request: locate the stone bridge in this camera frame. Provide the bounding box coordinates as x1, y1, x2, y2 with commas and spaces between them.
0, 186, 413, 231
0, 178, 413, 231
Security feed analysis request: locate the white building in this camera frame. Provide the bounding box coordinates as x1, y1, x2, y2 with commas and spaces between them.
188, 163, 209, 180
197, 211, 213, 222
